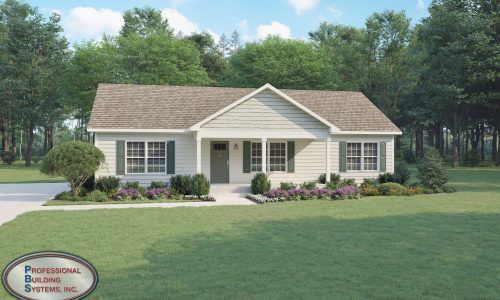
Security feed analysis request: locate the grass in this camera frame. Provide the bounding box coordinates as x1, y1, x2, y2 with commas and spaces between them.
44, 198, 209, 206
0, 162, 65, 183
0, 167, 499, 299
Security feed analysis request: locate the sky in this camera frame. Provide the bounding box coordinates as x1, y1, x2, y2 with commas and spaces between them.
28, 0, 430, 45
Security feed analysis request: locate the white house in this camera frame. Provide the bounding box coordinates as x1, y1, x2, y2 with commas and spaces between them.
88, 83, 401, 185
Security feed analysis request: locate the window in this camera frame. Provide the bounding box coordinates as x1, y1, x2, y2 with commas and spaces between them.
250, 141, 287, 172
126, 142, 166, 174
346, 142, 378, 171
363, 143, 378, 171
147, 142, 166, 173
251, 142, 262, 172
347, 143, 362, 171
127, 142, 145, 173
269, 142, 286, 172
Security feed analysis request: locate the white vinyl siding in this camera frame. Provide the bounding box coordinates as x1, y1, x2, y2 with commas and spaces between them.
201, 91, 328, 133
95, 133, 195, 185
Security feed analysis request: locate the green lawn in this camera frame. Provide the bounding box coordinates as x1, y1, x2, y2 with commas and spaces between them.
0, 162, 65, 183
0, 167, 499, 299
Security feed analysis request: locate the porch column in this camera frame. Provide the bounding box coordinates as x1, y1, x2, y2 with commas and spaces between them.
325, 137, 331, 182
261, 137, 267, 173
196, 137, 202, 173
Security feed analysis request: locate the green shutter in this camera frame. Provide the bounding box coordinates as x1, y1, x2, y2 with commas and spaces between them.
339, 141, 347, 172
380, 142, 386, 172
167, 141, 175, 174
243, 141, 251, 173
116, 140, 125, 175
287, 141, 295, 173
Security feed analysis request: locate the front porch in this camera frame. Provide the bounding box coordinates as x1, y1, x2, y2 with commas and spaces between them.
194, 136, 333, 185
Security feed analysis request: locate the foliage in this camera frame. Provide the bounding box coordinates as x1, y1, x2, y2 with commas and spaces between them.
318, 173, 341, 184
54, 191, 78, 201
463, 150, 481, 167
114, 188, 141, 200
331, 185, 361, 200
417, 148, 449, 190
300, 181, 317, 190
120, 7, 172, 37
170, 175, 191, 195
360, 179, 380, 196
394, 162, 411, 185
40, 141, 104, 196
279, 182, 297, 190
145, 188, 174, 200
96, 176, 121, 195
442, 185, 457, 193
82, 175, 96, 192
378, 182, 406, 196
378, 172, 397, 184
1, 151, 16, 165
149, 181, 167, 189
185, 31, 227, 81
251, 172, 271, 195
122, 181, 141, 190
84, 190, 108, 202
189, 173, 210, 197
223, 36, 335, 89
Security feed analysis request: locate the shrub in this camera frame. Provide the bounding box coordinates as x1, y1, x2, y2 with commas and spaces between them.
149, 181, 167, 189
40, 141, 105, 196
170, 175, 191, 194
83, 175, 96, 192
122, 181, 140, 189
405, 186, 424, 196
318, 173, 341, 184
189, 173, 210, 197
251, 172, 271, 194
360, 179, 380, 196
417, 148, 448, 190
84, 190, 108, 202
300, 181, 317, 190
280, 182, 297, 190
331, 185, 360, 200
1, 151, 16, 165
378, 172, 397, 184
54, 191, 79, 201
394, 162, 411, 185
114, 188, 141, 200
145, 188, 173, 200
96, 176, 121, 195
378, 182, 406, 196
263, 187, 332, 201
442, 185, 457, 193
463, 149, 480, 167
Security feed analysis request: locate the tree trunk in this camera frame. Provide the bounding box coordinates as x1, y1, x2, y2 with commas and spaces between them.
47, 126, 54, 149
43, 128, 48, 150
445, 128, 449, 162
416, 126, 423, 158
11, 131, 16, 156
452, 113, 460, 168
25, 125, 34, 166
1, 119, 9, 153
492, 125, 498, 162
465, 130, 469, 154
480, 124, 485, 160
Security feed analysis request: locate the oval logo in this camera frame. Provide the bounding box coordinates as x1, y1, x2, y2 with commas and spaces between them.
2, 252, 98, 300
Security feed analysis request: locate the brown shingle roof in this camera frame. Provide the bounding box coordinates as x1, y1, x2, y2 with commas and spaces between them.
88, 84, 400, 132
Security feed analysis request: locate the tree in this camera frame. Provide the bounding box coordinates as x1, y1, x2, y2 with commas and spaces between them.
417, 148, 448, 190
309, 22, 367, 90
120, 7, 172, 37
229, 30, 241, 54
218, 33, 229, 56
185, 31, 227, 82
222, 36, 335, 89
41, 141, 105, 196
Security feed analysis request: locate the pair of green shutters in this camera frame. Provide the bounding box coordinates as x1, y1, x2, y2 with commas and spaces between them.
115, 140, 175, 175
339, 141, 386, 172
243, 141, 295, 173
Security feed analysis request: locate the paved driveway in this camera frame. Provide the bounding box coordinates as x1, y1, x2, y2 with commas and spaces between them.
0, 183, 68, 226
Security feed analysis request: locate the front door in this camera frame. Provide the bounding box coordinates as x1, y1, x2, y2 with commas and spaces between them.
210, 141, 229, 183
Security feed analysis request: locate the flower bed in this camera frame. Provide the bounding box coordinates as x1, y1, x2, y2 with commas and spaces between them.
247, 186, 360, 204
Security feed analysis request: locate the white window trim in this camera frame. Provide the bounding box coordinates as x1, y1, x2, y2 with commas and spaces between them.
345, 142, 379, 172
125, 141, 167, 175
250, 140, 287, 173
